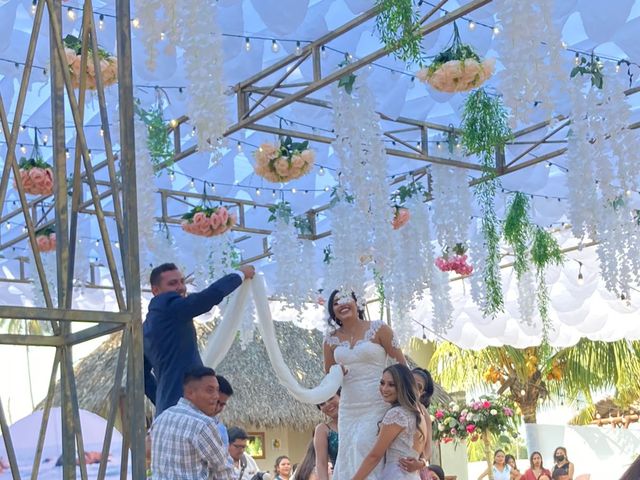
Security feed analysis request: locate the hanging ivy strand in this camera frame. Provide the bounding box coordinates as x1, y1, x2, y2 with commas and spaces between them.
461, 88, 512, 157
531, 227, 564, 334
570, 52, 604, 89
375, 0, 424, 65
417, 23, 495, 93
135, 99, 175, 174
503, 192, 531, 279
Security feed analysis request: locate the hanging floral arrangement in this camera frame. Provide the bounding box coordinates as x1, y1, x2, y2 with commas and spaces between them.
416, 23, 494, 93
15, 132, 54, 196
63, 34, 118, 90
253, 137, 315, 183
35, 226, 57, 253
392, 207, 410, 229
435, 242, 474, 276
390, 181, 426, 230
181, 205, 236, 237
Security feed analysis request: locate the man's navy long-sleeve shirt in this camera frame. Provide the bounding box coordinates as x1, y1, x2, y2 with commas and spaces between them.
143, 273, 243, 416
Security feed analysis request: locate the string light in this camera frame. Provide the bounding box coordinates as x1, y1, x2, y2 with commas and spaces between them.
324, 186, 330, 192
168, 172, 175, 182
169, 119, 178, 128
255, 188, 261, 196
468, 20, 476, 30
67, 7, 76, 21
291, 187, 297, 194
271, 40, 280, 53
6, 222, 11, 231
95, 239, 100, 247
295, 41, 302, 56
20, 144, 26, 154
31, 0, 37, 15
321, 45, 327, 59
131, 17, 141, 29
245, 37, 251, 52
190, 178, 195, 188
272, 190, 277, 198
616, 63, 621, 73
114, 241, 120, 249
236, 141, 243, 152
577, 261, 584, 286
160, 32, 165, 41
493, 25, 500, 35
318, 167, 325, 176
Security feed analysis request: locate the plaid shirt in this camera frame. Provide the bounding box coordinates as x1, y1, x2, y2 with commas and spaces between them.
151, 398, 235, 480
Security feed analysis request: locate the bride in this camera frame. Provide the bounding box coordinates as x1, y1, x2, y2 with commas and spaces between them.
323, 290, 406, 480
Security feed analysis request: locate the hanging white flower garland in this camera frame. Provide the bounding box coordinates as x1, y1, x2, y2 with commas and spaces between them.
494, 0, 566, 125
331, 76, 394, 281
430, 160, 473, 252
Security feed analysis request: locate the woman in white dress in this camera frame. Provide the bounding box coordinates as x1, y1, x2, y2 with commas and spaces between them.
351, 363, 429, 480
323, 290, 406, 480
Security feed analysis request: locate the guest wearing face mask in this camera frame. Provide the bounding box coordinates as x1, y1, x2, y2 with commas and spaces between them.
551, 447, 574, 480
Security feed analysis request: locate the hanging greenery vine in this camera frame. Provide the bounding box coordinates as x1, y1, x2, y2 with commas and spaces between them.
375, 0, 424, 65
461, 88, 512, 318
531, 227, 564, 336
135, 99, 175, 174
503, 192, 531, 279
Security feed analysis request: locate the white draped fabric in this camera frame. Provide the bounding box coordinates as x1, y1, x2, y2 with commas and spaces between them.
202, 275, 343, 404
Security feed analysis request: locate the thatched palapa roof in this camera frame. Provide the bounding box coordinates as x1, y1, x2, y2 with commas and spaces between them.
42, 322, 451, 431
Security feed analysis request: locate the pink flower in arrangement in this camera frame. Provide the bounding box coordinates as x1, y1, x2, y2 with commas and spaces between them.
435, 253, 474, 276
471, 401, 482, 410
434, 410, 445, 420
503, 407, 514, 417
482, 401, 491, 409
459, 414, 467, 423
392, 208, 410, 230
253, 142, 314, 182
466, 424, 476, 434
182, 207, 236, 238
450, 428, 457, 435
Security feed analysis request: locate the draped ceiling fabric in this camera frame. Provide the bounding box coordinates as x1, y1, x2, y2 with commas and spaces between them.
1, 0, 640, 349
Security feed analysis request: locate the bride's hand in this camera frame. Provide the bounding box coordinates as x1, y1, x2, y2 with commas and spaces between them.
398, 457, 424, 473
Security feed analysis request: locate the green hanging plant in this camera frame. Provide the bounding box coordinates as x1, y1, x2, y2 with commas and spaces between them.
267, 201, 312, 235
503, 192, 531, 280
375, 0, 425, 65
337, 56, 357, 95
461, 88, 512, 318
135, 99, 175, 174
374, 268, 386, 320
570, 52, 604, 89
531, 227, 564, 335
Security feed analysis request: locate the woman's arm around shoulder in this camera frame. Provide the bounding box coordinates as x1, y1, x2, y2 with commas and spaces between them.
376, 323, 407, 364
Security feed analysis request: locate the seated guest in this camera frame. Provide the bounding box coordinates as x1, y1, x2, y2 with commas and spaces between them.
228, 427, 260, 480
151, 366, 234, 480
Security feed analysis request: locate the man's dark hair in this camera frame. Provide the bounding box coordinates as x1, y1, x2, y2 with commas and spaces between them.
216, 375, 234, 396
150, 262, 178, 287
183, 366, 216, 386
227, 426, 249, 443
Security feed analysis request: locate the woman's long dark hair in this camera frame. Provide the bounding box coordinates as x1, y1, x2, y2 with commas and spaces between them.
529, 451, 544, 470
327, 289, 365, 329
294, 441, 316, 480
620, 454, 640, 480
412, 367, 435, 408
383, 363, 424, 439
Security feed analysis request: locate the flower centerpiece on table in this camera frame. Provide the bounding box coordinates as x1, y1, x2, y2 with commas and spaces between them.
181, 205, 236, 237
63, 34, 118, 90
416, 23, 494, 93
15, 144, 54, 196
253, 136, 315, 183
435, 242, 473, 276
431, 402, 471, 444
35, 226, 57, 253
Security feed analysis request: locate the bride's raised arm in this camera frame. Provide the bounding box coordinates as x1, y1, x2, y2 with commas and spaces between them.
377, 323, 407, 365
323, 340, 337, 373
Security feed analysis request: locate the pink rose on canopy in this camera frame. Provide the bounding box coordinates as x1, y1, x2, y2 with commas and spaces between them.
192, 212, 207, 225
300, 149, 315, 165
274, 157, 289, 176
208, 214, 221, 230
36, 235, 51, 252
260, 143, 279, 160
217, 207, 229, 225
29, 168, 45, 184
392, 208, 410, 230
291, 154, 304, 170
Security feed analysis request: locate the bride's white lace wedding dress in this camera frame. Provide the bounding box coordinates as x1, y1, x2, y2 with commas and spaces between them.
325, 320, 390, 480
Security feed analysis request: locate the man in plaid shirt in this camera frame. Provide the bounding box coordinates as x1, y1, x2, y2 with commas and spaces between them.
151, 366, 235, 479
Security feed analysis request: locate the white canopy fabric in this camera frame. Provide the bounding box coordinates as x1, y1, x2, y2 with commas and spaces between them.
1, 0, 640, 348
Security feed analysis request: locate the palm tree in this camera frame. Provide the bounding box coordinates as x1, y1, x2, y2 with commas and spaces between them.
429, 339, 640, 423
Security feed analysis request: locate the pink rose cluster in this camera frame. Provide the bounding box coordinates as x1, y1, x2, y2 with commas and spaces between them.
417, 58, 495, 93
435, 254, 473, 276
64, 47, 118, 90
253, 143, 315, 182
36, 233, 57, 253
392, 208, 410, 230
16, 167, 54, 196
181, 207, 237, 237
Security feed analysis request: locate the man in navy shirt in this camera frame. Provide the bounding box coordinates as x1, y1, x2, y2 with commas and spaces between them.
143, 262, 255, 415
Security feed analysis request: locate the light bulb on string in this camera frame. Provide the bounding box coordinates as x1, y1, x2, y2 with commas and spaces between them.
318, 166, 325, 176
574, 53, 580, 65
95, 239, 100, 247
291, 187, 297, 194
272, 190, 277, 197
67, 7, 76, 21
616, 63, 621, 73
271, 40, 280, 53
245, 37, 251, 52
295, 41, 302, 56
131, 18, 141, 29
20, 144, 26, 154
321, 45, 327, 59
114, 241, 120, 249
190, 178, 195, 188
98, 14, 104, 30
468, 20, 476, 30
31, 0, 37, 15
6, 222, 11, 231
256, 188, 261, 196
492, 25, 500, 35
168, 171, 175, 182
236, 142, 243, 153
324, 186, 330, 192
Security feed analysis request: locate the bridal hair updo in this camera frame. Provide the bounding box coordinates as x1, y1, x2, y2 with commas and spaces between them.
327, 289, 365, 328
382, 364, 424, 439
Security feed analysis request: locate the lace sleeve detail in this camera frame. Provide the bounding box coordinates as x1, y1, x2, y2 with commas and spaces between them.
323, 331, 340, 346
366, 320, 384, 341
381, 406, 410, 429
390, 328, 400, 349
